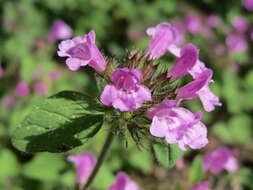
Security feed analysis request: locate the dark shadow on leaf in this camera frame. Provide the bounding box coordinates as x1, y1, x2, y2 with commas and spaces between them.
23, 115, 103, 153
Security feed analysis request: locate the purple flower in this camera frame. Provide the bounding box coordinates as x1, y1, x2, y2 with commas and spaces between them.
203, 147, 238, 174
15, 81, 30, 97
58, 30, 106, 72
68, 152, 97, 187
243, 0, 253, 11
167, 43, 199, 81
173, 55, 221, 112
184, 13, 202, 34
147, 100, 208, 151
176, 69, 212, 102
35, 83, 47, 95
48, 19, 73, 42
226, 34, 247, 53
100, 68, 151, 112
207, 15, 221, 28
168, 44, 221, 112
146, 22, 177, 59
108, 172, 139, 190
191, 181, 211, 190
232, 16, 249, 33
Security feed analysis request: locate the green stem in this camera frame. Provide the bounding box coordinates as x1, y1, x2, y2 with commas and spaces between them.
82, 129, 115, 190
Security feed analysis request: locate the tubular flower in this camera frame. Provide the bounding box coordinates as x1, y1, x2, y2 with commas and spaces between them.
147, 100, 208, 151
167, 43, 199, 81
108, 172, 139, 190
100, 68, 152, 112
146, 22, 177, 59
168, 45, 221, 112
58, 30, 106, 72
203, 147, 238, 174
68, 152, 97, 187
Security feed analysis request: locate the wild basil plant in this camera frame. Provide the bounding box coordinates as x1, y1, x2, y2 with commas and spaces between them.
11, 22, 221, 190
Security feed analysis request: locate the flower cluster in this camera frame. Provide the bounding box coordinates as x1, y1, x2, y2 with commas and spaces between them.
58, 22, 221, 151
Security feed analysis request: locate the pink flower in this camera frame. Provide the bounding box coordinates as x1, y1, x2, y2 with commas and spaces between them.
243, 0, 253, 11
68, 152, 97, 186
147, 100, 208, 151
35, 83, 47, 95
100, 68, 151, 112
48, 19, 73, 42
226, 34, 247, 53
146, 22, 177, 59
57, 30, 106, 72
108, 172, 139, 190
191, 181, 211, 190
167, 43, 199, 81
232, 16, 249, 33
184, 13, 202, 34
203, 147, 238, 174
168, 45, 221, 112
207, 15, 221, 28
15, 81, 30, 97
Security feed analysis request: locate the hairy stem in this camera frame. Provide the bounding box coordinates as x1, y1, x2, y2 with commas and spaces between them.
82, 129, 115, 190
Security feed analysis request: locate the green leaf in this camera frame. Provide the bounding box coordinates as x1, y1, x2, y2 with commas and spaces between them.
129, 150, 152, 173
153, 143, 184, 168
229, 115, 252, 145
189, 156, 204, 185
94, 164, 115, 189
0, 149, 20, 184
12, 91, 104, 153
22, 153, 65, 182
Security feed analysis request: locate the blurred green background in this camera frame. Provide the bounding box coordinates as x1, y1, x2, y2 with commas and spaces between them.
0, 0, 253, 189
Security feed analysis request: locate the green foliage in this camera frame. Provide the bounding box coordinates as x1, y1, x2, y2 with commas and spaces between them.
153, 142, 184, 168
0, 149, 20, 184
188, 156, 204, 185
22, 153, 65, 182
212, 115, 252, 145
129, 150, 152, 173
12, 91, 104, 153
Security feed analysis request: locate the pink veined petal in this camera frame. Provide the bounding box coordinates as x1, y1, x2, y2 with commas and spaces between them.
136, 86, 152, 101
112, 98, 134, 112
167, 43, 199, 80
66, 58, 83, 71
150, 116, 168, 138
197, 86, 222, 112
146, 100, 178, 118
100, 84, 117, 106
146, 22, 176, 59
146, 27, 156, 37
